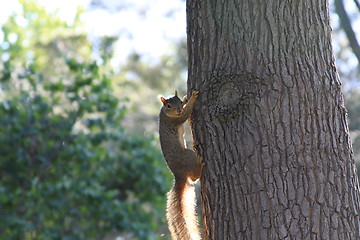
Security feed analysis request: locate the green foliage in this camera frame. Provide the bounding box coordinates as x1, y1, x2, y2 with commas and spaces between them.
0, 1, 171, 239
0, 58, 170, 239
1, 0, 91, 79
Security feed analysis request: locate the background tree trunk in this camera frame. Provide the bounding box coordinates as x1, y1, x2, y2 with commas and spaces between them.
334, 0, 360, 68
186, 0, 360, 239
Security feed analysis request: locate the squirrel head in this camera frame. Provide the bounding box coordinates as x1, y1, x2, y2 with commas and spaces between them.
160, 90, 185, 118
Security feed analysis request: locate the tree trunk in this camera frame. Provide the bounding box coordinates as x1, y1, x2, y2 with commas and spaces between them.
186, 0, 360, 239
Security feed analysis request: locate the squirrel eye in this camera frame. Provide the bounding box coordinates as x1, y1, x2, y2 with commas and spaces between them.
167, 104, 171, 108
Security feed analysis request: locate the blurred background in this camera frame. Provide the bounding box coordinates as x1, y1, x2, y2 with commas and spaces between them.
0, 0, 359, 239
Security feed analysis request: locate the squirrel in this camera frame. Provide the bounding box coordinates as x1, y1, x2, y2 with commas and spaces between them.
159, 90, 204, 240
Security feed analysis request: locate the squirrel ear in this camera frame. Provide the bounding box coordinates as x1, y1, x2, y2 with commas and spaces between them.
160, 97, 167, 104
174, 90, 178, 97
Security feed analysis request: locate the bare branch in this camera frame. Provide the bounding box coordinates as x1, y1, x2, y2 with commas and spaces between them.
334, 0, 360, 68
354, 0, 360, 11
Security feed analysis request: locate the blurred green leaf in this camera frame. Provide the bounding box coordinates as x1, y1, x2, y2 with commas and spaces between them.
0, 1, 171, 239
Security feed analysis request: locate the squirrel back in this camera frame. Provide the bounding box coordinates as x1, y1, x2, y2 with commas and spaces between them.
159, 90, 204, 240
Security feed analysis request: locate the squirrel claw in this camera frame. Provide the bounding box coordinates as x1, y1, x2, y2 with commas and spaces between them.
197, 156, 205, 165
192, 91, 200, 98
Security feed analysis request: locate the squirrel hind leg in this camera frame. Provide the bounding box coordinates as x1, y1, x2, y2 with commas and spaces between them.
188, 156, 205, 182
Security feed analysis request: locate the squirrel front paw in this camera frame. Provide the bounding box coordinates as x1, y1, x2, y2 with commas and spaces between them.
192, 91, 200, 98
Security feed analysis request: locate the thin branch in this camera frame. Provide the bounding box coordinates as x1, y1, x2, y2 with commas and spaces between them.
334, 0, 360, 67
354, 0, 360, 11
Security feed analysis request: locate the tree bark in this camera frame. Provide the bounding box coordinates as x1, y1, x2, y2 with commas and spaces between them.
186, 0, 360, 239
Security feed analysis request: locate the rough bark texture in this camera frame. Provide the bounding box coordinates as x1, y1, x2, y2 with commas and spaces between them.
186, 0, 360, 239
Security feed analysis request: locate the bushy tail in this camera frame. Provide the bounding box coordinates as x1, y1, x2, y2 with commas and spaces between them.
166, 177, 200, 240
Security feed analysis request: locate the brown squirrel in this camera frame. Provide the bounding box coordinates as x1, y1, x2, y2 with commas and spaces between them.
159, 90, 204, 240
